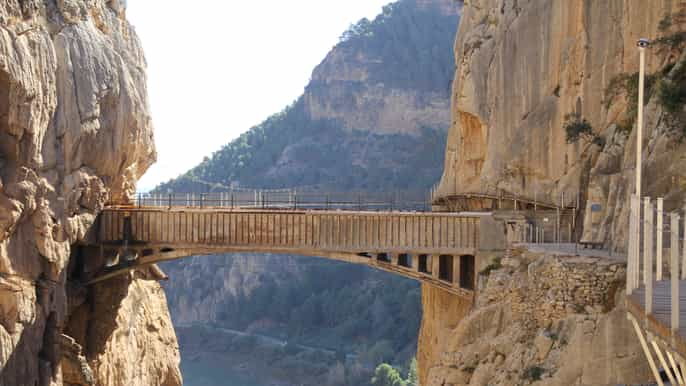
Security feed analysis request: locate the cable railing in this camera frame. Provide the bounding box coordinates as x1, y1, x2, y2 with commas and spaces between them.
130, 189, 433, 212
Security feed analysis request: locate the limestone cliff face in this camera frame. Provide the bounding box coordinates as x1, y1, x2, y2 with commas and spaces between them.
436, 0, 686, 247
419, 249, 652, 386
304, 49, 451, 137
0, 1, 179, 385
303, 0, 459, 137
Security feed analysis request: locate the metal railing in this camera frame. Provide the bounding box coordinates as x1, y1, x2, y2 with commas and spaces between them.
132, 189, 433, 212
627, 195, 686, 331
431, 187, 581, 211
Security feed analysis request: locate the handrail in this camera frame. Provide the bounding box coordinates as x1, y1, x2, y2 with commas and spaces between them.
433, 191, 580, 210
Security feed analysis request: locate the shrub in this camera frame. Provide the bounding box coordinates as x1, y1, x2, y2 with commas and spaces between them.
564, 113, 594, 143
654, 31, 686, 50
523, 366, 545, 381
479, 257, 502, 276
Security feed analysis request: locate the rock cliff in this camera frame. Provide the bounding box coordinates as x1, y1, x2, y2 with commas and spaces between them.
423, 0, 686, 384
0, 1, 180, 385
419, 249, 652, 385
435, 0, 686, 248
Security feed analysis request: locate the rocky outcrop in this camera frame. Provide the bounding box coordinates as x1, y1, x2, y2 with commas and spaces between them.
304, 0, 459, 137
0, 1, 179, 385
419, 249, 652, 386
435, 0, 686, 248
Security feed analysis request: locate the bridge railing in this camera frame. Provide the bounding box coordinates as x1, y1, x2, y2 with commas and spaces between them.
432, 188, 581, 210
133, 190, 432, 212
627, 195, 686, 331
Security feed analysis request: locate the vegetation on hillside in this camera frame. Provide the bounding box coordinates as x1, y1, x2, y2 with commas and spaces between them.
155, 0, 457, 194
337, 0, 457, 93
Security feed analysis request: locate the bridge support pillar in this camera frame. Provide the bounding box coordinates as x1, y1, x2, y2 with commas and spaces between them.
431, 254, 440, 280
452, 256, 461, 289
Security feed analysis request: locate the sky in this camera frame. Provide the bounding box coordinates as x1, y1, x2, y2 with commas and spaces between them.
127, 1, 392, 191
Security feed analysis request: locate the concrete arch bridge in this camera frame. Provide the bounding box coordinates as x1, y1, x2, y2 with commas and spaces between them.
79, 203, 505, 298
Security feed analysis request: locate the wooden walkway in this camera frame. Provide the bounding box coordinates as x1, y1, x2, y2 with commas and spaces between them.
433, 192, 577, 211
628, 281, 686, 358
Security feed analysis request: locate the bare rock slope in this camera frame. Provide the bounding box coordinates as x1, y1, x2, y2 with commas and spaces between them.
0, 1, 180, 385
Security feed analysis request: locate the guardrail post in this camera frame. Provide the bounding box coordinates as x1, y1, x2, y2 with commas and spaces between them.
326, 195, 330, 210
231, 193, 234, 209
293, 192, 297, 210
168, 194, 172, 209
671, 212, 680, 332
683, 204, 686, 279
644, 197, 653, 315
657, 198, 664, 280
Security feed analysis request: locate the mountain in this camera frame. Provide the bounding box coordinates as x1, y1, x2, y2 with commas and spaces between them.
156, 0, 459, 193
156, 1, 462, 385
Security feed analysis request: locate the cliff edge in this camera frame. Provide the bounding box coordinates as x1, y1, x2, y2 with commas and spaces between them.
436, 0, 686, 247
0, 1, 180, 385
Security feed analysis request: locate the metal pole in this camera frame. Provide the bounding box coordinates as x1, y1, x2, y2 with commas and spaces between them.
636, 41, 647, 199
671, 212, 680, 331
657, 197, 664, 280
644, 197, 653, 313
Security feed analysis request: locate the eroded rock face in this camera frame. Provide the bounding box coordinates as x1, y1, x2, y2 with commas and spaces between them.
419, 249, 652, 386
435, 0, 686, 247
0, 1, 178, 385
303, 0, 460, 137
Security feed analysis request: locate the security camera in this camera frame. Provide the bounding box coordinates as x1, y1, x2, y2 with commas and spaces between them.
637, 38, 651, 48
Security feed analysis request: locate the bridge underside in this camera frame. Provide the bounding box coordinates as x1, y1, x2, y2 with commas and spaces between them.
80, 244, 477, 297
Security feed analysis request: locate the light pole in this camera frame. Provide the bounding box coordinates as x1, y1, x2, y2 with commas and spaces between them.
636, 38, 651, 199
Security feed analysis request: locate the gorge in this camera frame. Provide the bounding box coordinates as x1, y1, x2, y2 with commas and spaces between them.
2, 0, 686, 386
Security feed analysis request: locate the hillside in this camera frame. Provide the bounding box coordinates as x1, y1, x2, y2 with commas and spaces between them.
156, 0, 459, 193
157, 1, 462, 385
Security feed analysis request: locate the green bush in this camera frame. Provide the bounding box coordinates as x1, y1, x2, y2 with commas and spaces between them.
563, 114, 595, 144
371, 364, 407, 386
523, 366, 545, 381
655, 31, 686, 50
479, 257, 502, 276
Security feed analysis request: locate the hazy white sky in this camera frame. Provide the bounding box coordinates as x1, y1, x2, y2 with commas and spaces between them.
127, 1, 391, 191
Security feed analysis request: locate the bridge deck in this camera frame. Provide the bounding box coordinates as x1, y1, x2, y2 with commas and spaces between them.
98, 207, 482, 255
628, 281, 686, 358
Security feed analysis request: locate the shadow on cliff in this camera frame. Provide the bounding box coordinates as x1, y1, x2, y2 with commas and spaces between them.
64, 245, 134, 361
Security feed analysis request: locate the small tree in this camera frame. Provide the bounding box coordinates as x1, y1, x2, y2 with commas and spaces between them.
371, 364, 406, 386
564, 113, 594, 143
406, 358, 418, 386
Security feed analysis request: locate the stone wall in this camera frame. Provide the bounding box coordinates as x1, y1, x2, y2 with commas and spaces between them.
420, 248, 651, 385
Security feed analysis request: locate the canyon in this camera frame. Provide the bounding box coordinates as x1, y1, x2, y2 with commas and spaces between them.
2, 0, 686, 385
